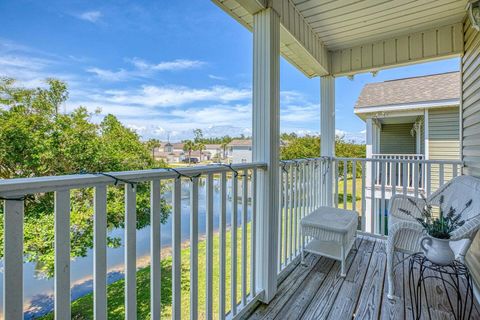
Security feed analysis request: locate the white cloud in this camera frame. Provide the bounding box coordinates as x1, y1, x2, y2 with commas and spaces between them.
86, 85, 251, 107
86, 67, 130, 81
129, 57, 205, 71
77, 11, 103, 23
0, 42, 78, 88
208, 74, 226, 81
336, 129, 366, 144
86, 58, 206, 81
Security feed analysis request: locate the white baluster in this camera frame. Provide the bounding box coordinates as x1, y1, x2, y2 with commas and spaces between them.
94, 185, 108, 320
370, 160, 376, 233
190, 177, 199, 320
380, 162, 386, 236
335, 160, 339, 208
206, 174, 214, 318
251, 168, 257, 297
352, 161, 356, 212
55, 189, 71, 320
4, 198, 24, 320
219, 173, 227, 320
172, 179, 181, 320
231, 173, 238, 316
361, 161, 366, 232
241, 170, 248, 306
125, 185, 137, 320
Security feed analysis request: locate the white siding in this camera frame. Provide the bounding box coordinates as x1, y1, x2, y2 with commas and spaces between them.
230, 146, 252, 163
463, 19, 480, 289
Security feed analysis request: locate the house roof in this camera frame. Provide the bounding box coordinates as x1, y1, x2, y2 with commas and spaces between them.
172, 142, 184, 149
205, 144, 221, 149
228, 139, 252, 147
355, 72, 460, 111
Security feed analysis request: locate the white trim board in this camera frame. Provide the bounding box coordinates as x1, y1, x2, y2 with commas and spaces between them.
355, 99, 460, 115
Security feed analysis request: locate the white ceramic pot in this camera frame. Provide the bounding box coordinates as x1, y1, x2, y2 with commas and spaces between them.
420, 236, 455, 265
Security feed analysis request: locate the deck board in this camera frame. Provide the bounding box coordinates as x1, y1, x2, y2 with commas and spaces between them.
246, 237, 480, 320
353, 241, 386, 320
380, 252, 405, 320
300, 238, 368, 320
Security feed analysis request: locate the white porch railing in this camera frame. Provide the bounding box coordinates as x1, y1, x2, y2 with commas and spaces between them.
372, 154, 425, 189
0, 163, 266, 320
277, 158, 329, 273
276, 156, 462, 274
0, 157, 463, 318
372, 153, 425, 160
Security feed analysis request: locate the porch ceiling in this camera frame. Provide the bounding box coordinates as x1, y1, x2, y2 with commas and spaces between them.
293, 0, 466, 50
213, 0, 468, 77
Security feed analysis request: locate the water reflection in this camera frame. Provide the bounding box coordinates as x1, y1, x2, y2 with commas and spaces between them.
0, 178, 252, 318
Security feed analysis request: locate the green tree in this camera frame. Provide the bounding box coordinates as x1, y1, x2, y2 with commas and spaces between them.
0, 78, 170, 278
220, 136, 233, 160
280, 134, 366, 177
145, 138, 161, 160
193, 128, 203, 143
195, 141, 205, 162
183, 140, 195, 164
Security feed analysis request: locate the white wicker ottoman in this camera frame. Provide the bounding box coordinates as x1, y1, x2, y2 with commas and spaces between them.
301, 207, 358, 277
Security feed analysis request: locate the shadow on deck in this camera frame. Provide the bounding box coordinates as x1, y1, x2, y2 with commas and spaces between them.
244, 237, 480, 320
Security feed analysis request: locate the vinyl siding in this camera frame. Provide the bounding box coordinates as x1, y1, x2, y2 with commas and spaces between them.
462, 19, 480, 288
379, 123, 415, 154
428, 107, 460, 160
427, 107, 460, 193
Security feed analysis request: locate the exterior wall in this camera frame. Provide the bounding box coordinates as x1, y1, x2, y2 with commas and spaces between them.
230, 146, 252, 163
463, 19, 480, 288
428, 107, 461, 160
379, 123, 415, 154
428, 107, 460, 191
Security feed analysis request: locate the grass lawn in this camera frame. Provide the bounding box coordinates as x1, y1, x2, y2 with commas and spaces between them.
337, 177, 363, 213
39, 178, 365, 319
40, 224, 252, 319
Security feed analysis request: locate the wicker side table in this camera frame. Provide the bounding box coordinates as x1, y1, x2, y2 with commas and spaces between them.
300, 207, 358, 277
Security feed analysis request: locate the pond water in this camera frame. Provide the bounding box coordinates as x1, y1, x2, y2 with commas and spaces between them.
0, 179, 252, 319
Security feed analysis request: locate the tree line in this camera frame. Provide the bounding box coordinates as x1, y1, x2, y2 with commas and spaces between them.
0, 78, 170, 277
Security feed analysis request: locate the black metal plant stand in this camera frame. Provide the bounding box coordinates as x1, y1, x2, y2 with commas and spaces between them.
408, 253, 474, 320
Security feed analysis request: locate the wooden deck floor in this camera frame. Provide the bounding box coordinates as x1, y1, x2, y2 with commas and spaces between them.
244, 237, 480, 320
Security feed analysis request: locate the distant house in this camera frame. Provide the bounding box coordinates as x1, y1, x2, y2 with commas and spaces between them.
153, 142, 183, 163
228, 139, 252, 163
204, 144, 222, 161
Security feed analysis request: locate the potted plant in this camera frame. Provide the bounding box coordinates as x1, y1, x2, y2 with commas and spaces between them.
399, 194, 473, 265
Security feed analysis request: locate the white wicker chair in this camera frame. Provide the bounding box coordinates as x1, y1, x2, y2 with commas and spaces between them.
387, 175, 480, 299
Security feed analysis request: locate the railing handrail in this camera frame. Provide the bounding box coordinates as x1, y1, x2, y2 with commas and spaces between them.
333, 157, 462, 165
281, 156, 462, 165
372, 153, 423, 155
1, 156, 461, 195
372, 153, 424, 157
0, 162, 267, 196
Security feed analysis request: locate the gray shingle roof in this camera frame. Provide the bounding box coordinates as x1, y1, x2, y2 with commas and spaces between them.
355, 72, 460, 109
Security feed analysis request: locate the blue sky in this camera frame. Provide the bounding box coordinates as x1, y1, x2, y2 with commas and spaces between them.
0, 0, 460, 142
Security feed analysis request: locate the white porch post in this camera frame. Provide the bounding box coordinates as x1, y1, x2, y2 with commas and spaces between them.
320, 76, 335, 206
252, 7, 280, 303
